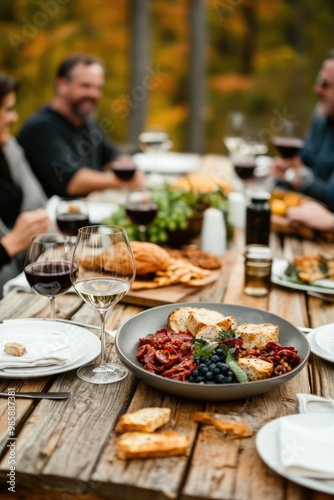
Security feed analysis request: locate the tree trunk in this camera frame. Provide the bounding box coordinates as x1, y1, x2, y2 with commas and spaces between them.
128, 0, 150, 146
186, 0, 208, 153
240, 2, 257, 75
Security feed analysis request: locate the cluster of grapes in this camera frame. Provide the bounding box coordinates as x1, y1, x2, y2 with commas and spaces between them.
189, 348, 237, 384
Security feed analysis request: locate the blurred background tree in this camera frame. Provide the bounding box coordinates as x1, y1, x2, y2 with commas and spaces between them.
1, 0, 334, 154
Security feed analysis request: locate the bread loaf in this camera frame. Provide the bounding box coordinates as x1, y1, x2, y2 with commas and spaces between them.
130, 242, 171, 276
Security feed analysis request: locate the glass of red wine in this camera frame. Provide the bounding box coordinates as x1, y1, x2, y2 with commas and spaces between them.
272, 120, 304, 159
111, 160, 137, 182
125, 190, 158, 241
56, 199, 90, 241
24, 233, 75, 320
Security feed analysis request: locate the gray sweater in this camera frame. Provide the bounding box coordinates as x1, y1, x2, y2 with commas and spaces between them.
0, 137, 47, 297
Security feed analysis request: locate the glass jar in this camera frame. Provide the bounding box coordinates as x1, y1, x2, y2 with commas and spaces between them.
244, 245, 272, 297
245, 191, 271, 246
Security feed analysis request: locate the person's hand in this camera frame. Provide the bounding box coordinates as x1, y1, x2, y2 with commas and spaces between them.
286, 201, 334, 231
270, 155, 302, 181
1, 208, 51, 257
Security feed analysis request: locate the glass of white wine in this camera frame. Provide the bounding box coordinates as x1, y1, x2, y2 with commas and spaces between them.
70, 225, 135, 384
223, 111, 246, 155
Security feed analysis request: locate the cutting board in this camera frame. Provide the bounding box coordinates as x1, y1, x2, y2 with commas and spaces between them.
121, 269, 220, 307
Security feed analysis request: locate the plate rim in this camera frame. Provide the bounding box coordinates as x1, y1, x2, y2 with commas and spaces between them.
308, 326, 334, 364
272, 258, 334, 294
116, 302, 310, 399
0, 319, 101, 378
256, 413, 334, 495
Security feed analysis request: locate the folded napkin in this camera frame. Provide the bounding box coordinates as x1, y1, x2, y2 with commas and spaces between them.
0, 328, 72, 369
278, 393, 334, 479
278, 417, 334, 479
297, 393, 334, 414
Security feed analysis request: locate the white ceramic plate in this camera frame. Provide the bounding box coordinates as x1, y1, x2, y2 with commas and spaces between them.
307, 324, 334, 364
271, 259, 334, 294
87, 202, 118, 224
133, 152, 200, 174
0, 320, 100, 378
116, 302, 310, 401
256, 414, 334, 495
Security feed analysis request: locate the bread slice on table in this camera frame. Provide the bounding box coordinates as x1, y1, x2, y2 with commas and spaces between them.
193, 412, 253, 437
115, 407, 171, 434
238, 357, 273, 381
236, 322, 279, 349
167, 306, 195, 333
116, 431, 190, 460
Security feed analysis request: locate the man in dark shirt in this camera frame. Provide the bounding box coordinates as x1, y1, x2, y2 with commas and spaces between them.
17, 54, 145, 198
271, 49, 334, 212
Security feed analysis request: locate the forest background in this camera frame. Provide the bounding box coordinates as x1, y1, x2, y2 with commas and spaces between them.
1, 0, 334, 155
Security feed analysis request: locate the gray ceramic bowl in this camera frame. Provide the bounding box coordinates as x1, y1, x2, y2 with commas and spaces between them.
116, 302, 310, 401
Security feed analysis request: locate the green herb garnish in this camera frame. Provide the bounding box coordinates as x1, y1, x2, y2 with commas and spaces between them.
192, 338, 218, 358
219, 344, 248, 383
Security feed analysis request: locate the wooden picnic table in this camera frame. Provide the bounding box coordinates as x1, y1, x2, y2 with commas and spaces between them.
0, 155, 333, 500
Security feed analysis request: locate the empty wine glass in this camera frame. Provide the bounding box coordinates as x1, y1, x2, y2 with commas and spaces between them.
70, 225, 135, 384
125, 189, 158, 241
223, 112, 246, 155
138, 130, 173, 153
56, 199, 90, 241
24, 233, 74, 320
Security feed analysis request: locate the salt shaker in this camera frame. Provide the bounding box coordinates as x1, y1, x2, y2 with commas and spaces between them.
200, 208, 226, 256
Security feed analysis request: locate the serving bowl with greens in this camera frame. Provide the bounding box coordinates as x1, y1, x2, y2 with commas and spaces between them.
103, 181, 229, 246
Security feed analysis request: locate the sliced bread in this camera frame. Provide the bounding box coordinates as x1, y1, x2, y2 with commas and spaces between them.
115, 431, 189, 460
236, 322, 279, 349
167, 306, 195, 333
115, 407, 171, 433
238, 357, 273, 381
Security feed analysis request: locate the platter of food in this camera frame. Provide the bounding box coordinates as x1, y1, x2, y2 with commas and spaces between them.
115, 302, 310, 401
272, 256, 334, 294
124, 243, 222, 306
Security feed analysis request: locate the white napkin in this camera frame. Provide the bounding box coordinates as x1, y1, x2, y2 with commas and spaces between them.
278, 417, 334, 479
278, 393, 334, 479
0, 328, 72, 369
297, 393, 334, 414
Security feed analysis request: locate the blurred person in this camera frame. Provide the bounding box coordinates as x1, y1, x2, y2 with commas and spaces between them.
286, 201, 334, 232
271, 49, 334, 211
0, 73, 50, 297
17, 54, 145, 198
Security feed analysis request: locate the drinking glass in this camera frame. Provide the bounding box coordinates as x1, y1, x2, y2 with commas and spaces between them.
125, 190, 158, 241
223, 112, 246, 155
111, 159, 137, 182
138, 130, 173, 153
272, 120, 304, 158
56, 199, 90, 241
70, 225, 135, 384
24, 233, 74, 320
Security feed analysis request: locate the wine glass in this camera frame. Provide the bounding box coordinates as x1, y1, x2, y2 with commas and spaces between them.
138, 130, 173, 153
223, 112, 246, 155
56, 199, 90, 241
125, 190, 158, 241
111, 159, 137, 182
272, 120, 304, 158
70, 225, 135, 384
24, 233, 74, 320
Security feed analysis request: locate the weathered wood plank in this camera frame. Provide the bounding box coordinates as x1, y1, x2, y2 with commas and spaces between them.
91, 382, 203, 500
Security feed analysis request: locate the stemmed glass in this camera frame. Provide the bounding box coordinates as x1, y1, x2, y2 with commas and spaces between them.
138, 130, 173, 153
272, 120, 304, 158
70, 225, 135, 384
111, 159, 137, 182
24, 233, 74, 320
223, 111, 246, 155
125, 190, 158, 241
56, 199, 90, 242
